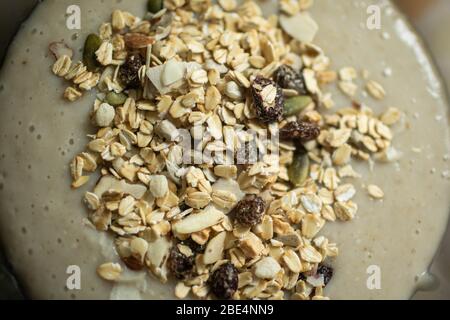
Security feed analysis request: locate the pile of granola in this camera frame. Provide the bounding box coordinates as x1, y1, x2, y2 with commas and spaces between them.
50, 0, 401, 300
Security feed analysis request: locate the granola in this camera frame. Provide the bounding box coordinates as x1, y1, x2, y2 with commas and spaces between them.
50, 0, 401, 300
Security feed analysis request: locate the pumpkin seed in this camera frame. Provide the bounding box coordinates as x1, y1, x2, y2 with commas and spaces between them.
106, 91, 127, 106
288, 152, 310, 187
83, 34, 102, 72
283, 96, 312, 117
147, 0, 164, 14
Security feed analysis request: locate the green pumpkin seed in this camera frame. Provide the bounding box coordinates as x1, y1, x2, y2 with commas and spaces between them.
147, 0, 164, 13
83, 34, 102, 72
283, 96, 313, 117
106, 92, 128, 106
288, 153, 310, 187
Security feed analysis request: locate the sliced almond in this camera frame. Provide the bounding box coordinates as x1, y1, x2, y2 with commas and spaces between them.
280, 12, 318, 43
130, 237, 149, 264
146, 236, 171, 271
94, 175, 147, 199
203, 231, 227, 265
172, 206, 224, 234
161, 59, 186, 86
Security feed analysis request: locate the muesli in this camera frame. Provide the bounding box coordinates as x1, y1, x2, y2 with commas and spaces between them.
50, 0, 400, 300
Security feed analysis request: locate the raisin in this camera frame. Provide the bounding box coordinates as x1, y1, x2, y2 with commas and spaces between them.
167, 247, 194, 280
179, 202, 191, 211
182, 238, 205, 254
233, 195, 265, 227
317, 264, 333, 286
299, 264, 333, 287
279, 121, 320, 143
119, 53, 145, 89
274, 65, 308, 95
209, 262, 238, 300
121, 256, 144, 271
251, 76, 284, 123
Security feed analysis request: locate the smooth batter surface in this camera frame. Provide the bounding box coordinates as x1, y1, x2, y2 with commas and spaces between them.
0, 0, 449, 299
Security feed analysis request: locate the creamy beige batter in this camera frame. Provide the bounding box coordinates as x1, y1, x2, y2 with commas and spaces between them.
0, 0, 449, 300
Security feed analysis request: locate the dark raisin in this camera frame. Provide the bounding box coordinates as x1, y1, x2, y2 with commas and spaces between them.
182, 238, 205, 254
298, 273, 307, 281
179, 202, 191, 211
121, 256, 144, 271
233, 195, 265, 227
317, 264, 333, 286
274, 65, 308, 95
251, 76, 284, 123
279, 121, 320, 143
167, 247, 194, 280
209, 262, 238, 300
119, 53, 145, 89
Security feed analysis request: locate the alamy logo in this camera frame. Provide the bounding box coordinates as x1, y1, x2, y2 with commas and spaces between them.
66, 265, 81, 290
366, 265, 381, 290
366, 5, 382, 30
66, 5, 81, 30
